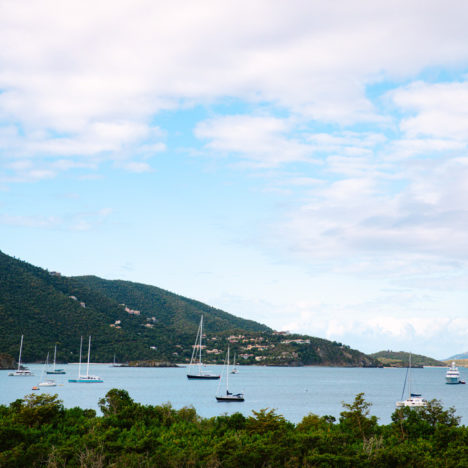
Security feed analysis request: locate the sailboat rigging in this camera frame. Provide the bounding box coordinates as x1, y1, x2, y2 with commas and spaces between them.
38, 352, 56, 387
231, 353, 238, 374
68, 336, 103, 383
396, 353, 427, 407
187, 315, 220, 380
46, 344, 66, 374
8, 335, 33, 376
216, 345, 244, 402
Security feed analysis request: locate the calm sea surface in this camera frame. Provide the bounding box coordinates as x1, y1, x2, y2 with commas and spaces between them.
1, 365, 467, 424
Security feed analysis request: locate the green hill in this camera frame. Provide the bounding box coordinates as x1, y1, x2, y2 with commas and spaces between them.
0, 249, 380, 367
370, 350, 445, 367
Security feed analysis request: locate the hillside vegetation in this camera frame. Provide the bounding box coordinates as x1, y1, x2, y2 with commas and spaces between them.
370, 350, 445, 367
0, 250, 379, 367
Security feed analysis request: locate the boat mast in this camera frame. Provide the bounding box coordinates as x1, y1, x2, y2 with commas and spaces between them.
78, 336, 83, 378
199, 315, 204, 373
17, 335, 23, 371
226, 345, 230, 392
86, 336, 91, 378
41, 352, 49, 382
53, 345, 57, 371
408, 353, 412, 398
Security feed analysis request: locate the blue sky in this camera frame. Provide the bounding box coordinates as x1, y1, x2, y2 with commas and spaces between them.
2, 1, 468, 358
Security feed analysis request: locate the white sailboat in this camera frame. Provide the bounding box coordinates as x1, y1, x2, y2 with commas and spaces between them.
46, 344, 66, 374
231, 353, 238, 374
68, 336, 103, 383
38, 352, 56, 387
396, 353, 427, 407
8, 335, 34, 376
216, 345, 244, 402
187, 315, 220, 380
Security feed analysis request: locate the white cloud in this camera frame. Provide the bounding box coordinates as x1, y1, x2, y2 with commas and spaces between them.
195, 115, 313, 166
391, 80, 468, 140
2, 1, 468, 179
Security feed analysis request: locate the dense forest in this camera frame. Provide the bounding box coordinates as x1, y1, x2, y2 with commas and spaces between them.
0, 389, 465, 467
0, 250, 379, 367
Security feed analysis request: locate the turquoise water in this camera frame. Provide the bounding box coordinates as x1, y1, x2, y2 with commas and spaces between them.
1, 365, 467, 424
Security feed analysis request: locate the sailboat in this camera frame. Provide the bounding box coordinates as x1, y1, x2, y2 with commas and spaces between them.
231, 353, 238, 374
8, 335, 34, 376
38, 352, 56, 387
110, 353, 122, 367
187, 315, 220, 380
68, 336, 103, 383
46, 344, 66, 374
396, 353, 427, 407
216, 346, 244, 402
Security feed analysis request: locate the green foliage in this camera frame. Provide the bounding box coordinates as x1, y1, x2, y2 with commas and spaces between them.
370, 350, 445, 367
340, 392, 379, 442
0, 390, 468, 467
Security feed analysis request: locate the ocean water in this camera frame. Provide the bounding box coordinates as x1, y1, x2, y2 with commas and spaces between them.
1, 364, 467, 424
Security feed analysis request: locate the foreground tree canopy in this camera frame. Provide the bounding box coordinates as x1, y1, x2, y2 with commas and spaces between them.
0, 390, 465, 467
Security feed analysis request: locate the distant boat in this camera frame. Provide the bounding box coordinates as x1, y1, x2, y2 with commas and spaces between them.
446, 361, 465, 384
187, 315, 220, 380
38, 352, 56, 387
396, 353, 427, 407
216, 346, 244, 402
46, 344, 66, 374
231, 353, 238, 374
110, 353, 124, 367
68, 336, 103, 383
8, 335, 34, 377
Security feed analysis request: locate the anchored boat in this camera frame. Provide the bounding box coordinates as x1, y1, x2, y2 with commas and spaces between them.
187, 315, 220, 380
68, 336, 103, 383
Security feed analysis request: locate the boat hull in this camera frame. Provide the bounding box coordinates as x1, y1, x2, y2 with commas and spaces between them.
216, 395, 244, 402
396, 397, 427, 407
187, 374, 220, 380
47, 370, 66, 374
68, 379, 103, 383
446, 377, 460, 384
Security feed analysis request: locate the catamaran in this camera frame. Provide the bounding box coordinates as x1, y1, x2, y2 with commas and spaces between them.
46, 344, 66, 374
396, 353, 427, 407
216, 345, 244, 402
38, 352, 56, 387
8, 335, 34, 376
68, 336, 103, 383
187, 315, 220, 380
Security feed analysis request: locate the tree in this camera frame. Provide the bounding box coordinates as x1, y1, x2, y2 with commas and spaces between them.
10, 393, 63, 428
340, 393, 378, 442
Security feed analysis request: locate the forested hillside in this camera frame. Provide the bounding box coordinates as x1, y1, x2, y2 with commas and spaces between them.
370, 350, 445, 367
0, 250, 379, 367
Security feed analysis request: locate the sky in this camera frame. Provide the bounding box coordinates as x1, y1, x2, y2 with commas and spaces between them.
2, 1, 468, 359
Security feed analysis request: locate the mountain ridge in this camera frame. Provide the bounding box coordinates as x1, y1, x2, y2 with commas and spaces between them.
0, 249, 380, 367
370, 350, 445, 367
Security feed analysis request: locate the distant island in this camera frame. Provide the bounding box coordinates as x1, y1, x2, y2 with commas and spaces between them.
370, 350, 445, 367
